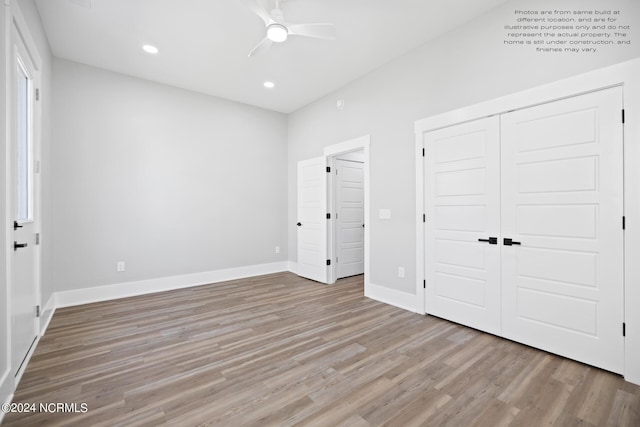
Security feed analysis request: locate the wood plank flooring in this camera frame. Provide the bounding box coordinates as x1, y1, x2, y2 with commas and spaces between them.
4, 272, 640, 426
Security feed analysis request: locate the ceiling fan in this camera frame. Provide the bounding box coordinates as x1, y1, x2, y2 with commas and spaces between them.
242, 0, 336, 57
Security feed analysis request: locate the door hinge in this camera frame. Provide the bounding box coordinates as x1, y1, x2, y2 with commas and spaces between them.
336, 257, 338, 264
423, 213, 426, 223
326, 166, 331, 173
36, 305, 41, 317
422, 148, 425, 157
423, 279, 426, 289
622, 109, 625, 124
326, 213, 331, 219
623, 322, 626, 337
623, 216, 626, 230
35, 88, 40, 101
36, 233, 40, 245
326, 259, 331, 266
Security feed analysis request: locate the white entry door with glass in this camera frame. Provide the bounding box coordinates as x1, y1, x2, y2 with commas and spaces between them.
10, 26, 40, 377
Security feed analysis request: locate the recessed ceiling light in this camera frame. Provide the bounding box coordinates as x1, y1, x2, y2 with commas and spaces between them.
142, 44, 159, 54
264, 81, 275, 89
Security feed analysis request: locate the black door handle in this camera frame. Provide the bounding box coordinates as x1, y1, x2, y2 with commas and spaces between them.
13, 221, 23, 230
13, 241, 28, 251
297, 222, 302, 227
478, 237, 498, 245
503, 238, 521, 246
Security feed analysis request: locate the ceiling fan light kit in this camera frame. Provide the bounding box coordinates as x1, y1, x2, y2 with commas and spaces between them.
243, 0, 336, 57
267, 24, 288, 43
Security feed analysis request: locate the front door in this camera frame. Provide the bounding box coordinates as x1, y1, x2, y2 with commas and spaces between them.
10, 28, 39, 376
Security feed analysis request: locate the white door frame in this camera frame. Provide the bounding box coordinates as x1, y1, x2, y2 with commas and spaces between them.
324, 135, 370, 289
2, 0, 43, 401
415, 58, 640, 385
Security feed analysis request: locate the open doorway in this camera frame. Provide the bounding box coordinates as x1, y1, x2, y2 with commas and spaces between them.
325, 136, 370, 287
295, 135, 370, 288
328, 150, 364, 281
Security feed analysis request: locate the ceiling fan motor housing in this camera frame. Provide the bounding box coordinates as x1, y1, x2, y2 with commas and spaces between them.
270, 8, 285, 22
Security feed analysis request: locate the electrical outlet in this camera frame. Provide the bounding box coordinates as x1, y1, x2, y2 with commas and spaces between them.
275, 246, 280, 254
117, 261, 125, 272
398, 267, 405, 278
379, 209, 391, 219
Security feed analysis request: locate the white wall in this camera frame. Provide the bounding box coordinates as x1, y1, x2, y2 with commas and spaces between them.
52, 59, 288, 292
287, 0, 640, 295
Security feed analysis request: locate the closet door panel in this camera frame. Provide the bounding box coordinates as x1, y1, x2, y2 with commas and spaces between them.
501, 87, 624, 374
424, 116, 501, 335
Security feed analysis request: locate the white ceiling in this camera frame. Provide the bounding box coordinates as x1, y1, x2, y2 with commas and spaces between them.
35, 0, 510, 113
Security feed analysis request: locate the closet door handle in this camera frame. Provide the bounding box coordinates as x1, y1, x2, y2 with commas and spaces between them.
478, 237, 497, 245
503, 238, 521, 246
297, 222, 302, 227
14, 241, 28, 251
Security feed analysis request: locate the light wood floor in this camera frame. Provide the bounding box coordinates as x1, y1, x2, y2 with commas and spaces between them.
4, 272, 640, 426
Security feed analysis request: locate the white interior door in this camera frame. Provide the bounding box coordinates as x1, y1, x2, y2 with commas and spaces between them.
501, 87, 624, 373
335, 159, 364, 279
10, 31, 39, 375
424, 116, 501, 335
297, 157, 328, 283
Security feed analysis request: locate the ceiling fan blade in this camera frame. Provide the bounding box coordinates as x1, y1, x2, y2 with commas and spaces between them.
241, 0, 271, 26
287, 23, 336, 40
248, 37, 273, 57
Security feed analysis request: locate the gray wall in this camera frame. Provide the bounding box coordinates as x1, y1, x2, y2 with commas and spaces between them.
52, 59, 288, 291
287, 0, 640, 294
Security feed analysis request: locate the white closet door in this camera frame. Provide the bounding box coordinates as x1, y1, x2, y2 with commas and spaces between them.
424, 116, 501, 335
297, 157, 329, 284
335, 159, 364, 279
501, 87, 624, 373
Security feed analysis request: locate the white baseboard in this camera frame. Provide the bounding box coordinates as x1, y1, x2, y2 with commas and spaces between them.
56, 261, 289, 308
365, 282, 418, 313
40, 293, 56, 335
287, 261, 298, 275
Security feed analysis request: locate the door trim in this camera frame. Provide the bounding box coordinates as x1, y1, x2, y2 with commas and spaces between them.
415, 58, 640, 385
324, 135, 370, 290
